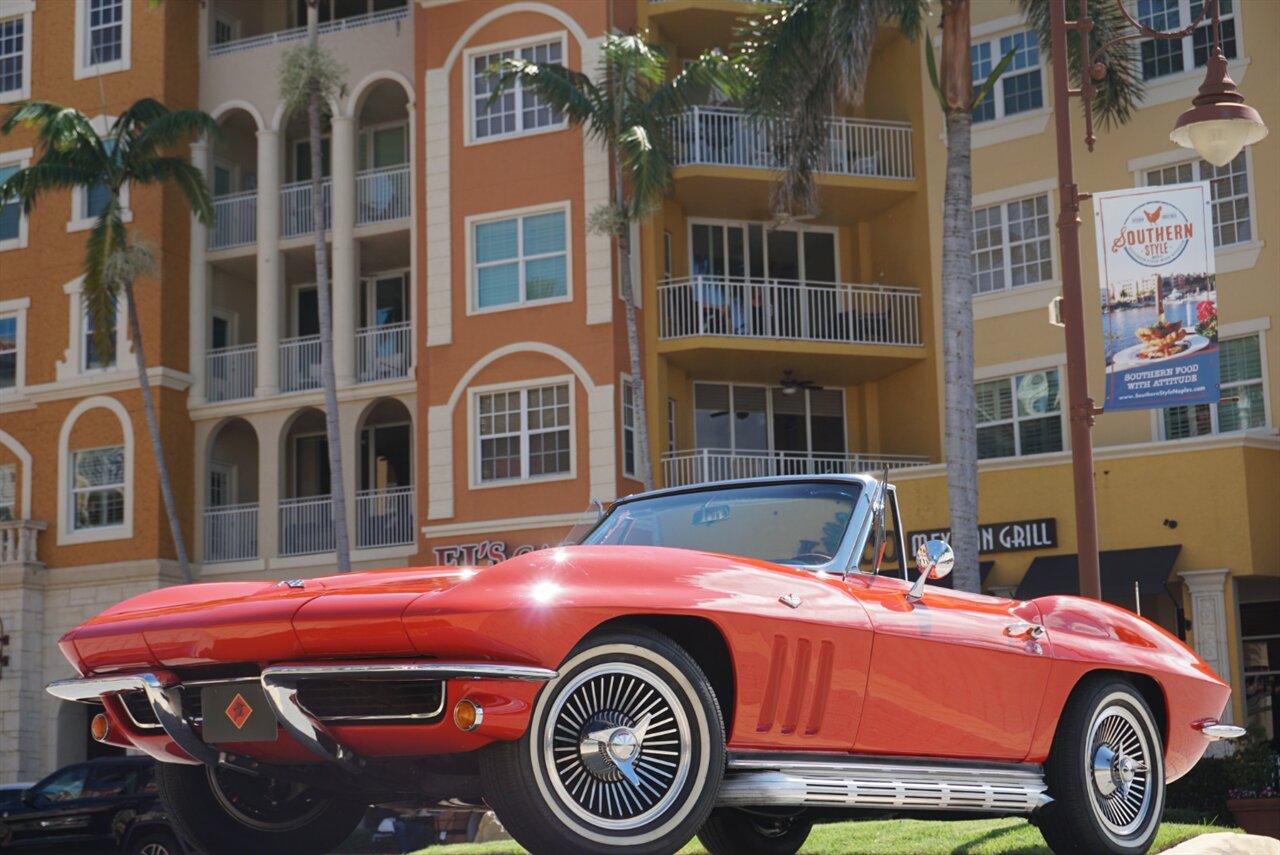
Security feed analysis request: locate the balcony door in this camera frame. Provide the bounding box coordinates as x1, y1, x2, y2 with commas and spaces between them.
292, 434, 331, 498
689, 221, 838, 285
693, 382, 847, 479
360, 273, 407, 328
359, 423, 411, 492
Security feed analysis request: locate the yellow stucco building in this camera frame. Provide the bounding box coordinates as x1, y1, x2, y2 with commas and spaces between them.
636, 0, 1280, 735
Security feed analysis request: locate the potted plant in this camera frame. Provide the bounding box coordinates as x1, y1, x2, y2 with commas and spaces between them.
1224, 729, 1280, 838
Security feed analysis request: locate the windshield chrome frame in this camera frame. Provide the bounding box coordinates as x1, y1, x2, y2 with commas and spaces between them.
583, 475, 880, 576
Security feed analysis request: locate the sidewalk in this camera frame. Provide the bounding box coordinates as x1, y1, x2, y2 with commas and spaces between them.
1164, 833, 1280, 855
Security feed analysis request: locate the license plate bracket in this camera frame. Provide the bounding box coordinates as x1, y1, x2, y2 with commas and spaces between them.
200, 683, 277, 743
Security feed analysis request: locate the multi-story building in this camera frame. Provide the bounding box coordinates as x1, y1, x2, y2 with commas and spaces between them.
1, 0, 1276, 784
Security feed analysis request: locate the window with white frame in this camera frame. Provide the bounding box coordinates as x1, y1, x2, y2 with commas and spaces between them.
471, 38, 565, 141
0, 313, 16, 390
1137, 0, 1236, 81
71, 445, 125, 530
0, 15, 24, 97
1161, 334, 1265, 439
85, 0, 125, 67
622, 379, 637, 478
976, 368, 1063, 459
473, 208, 568, 310
476, 382, 572, 483
971, 193, 1053, 293
0, 159, 22, 247
1145, 151, 1252, 247
971, 30, 1043, 123
0, 462, 14, 520
83, 297, 117, 371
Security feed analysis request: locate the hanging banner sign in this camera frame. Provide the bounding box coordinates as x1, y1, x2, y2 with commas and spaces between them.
1093, 182, 1218, 411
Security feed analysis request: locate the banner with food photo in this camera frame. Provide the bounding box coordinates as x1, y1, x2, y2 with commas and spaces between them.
1093, 181, 1218, 412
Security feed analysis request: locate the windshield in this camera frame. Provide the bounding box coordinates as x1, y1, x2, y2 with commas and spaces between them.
579, 481, 863, 567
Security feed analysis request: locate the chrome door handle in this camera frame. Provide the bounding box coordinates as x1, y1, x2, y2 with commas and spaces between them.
1005, 622, 1046, 640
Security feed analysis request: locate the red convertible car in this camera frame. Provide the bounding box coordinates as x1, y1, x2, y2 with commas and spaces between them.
49, 476, 1241, 855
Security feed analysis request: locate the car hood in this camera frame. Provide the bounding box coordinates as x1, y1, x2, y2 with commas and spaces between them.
61, 566, 475, 675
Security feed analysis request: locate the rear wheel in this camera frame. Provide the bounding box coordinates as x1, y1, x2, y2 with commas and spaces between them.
698, 808, 813, 855
1038, 677, 1165, 855
155, 762, 366, 855
480, 627, 725, 855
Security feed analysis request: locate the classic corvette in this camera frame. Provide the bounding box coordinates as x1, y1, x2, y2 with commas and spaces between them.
48, 475, 1242, 855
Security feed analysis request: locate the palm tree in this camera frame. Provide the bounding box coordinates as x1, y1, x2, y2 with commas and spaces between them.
488, 35, 738, 492
1, 100, 221, 584
739, 0, 1141, 592
279, 3, 352, 571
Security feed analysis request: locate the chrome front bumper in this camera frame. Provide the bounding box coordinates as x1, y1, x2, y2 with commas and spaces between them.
48, 661, 557, 770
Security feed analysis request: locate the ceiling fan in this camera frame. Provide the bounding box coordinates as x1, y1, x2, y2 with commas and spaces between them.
780, 370, 822, 396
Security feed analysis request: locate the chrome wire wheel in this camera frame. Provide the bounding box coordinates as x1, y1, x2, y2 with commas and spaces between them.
1087, 703, 1156, 839
542, 661, 693, 831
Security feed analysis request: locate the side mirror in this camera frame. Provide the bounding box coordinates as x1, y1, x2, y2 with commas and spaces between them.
908, 539, 954, 601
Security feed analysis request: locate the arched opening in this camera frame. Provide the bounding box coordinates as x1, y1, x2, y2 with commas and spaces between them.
205, 418, 260, 563
280, 408, 333, 556
356, 398, 414, 549
208, 107, 261, 252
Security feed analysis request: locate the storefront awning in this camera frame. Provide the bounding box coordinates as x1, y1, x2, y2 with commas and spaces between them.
1014, 546, 1181, 600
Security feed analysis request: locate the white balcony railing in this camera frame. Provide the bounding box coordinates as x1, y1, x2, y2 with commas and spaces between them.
663, 449, 930, 488
356, 322, 411, 383
207, 6, 411, 57
671, 106, 914, 180
280, 335, 322, 393
206, 343, 257, 403
280, 495, 335, 556
356, 486, 415, 549
0, 519, 44, 565
658, 276, 922, 347
208, 190, 258, 250
203, 503, 258, 563
281, 177, 333, 239
356, 165, 410, 226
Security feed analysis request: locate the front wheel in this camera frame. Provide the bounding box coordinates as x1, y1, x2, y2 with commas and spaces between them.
480, 627, 725, 855
155, 762, 366, 855
1038, 677, 1165, 855
698, 808, 814, 855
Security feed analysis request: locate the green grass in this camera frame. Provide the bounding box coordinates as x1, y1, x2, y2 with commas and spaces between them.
416, 816, 1238, 855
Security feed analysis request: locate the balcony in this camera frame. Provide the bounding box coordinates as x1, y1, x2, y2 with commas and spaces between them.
206, 344, 257, 403
672, 107, 914, 181
208, 190, 257, 251
0, 519, 44, 565
280, 495, 335, 557
280, 335, 322, 393
663, 448, 930, 488
356, 486, 415, 549
203, 503, 258, 563
356, 165, 410, 226
207, 5, 410, 58
659, 277, 923, 347
281, 178, 333, 240
356, 322, 411, 383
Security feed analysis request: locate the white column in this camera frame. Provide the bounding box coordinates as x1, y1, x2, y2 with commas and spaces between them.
256, 129, 282, 396
331, 114, 357, 387
1180, 568, 1235, 719
424, 68, 452, 347
188, 140, 210, 405
588, 383, 617, 503
256, 413, 283, 561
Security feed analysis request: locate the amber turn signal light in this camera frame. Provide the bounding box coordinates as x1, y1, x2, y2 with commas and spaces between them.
90, 713, 110, 743
453, 699, 484, 732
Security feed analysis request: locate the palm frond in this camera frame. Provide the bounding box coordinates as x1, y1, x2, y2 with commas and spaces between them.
598, 34, 668, 87
487, 57, 603, 138
127, 108, 224, 162
646, 52, 751, 121
1018, 0, 1143, 128
129, 156, 215, 224
617, 124, 673, 220
0, 162, 101, 214
3, 102, 106, 161
113, 98, 170, 140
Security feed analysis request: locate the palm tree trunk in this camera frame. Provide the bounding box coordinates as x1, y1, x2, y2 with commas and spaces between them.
123, 278, 193, 583
306, 6, 352, 571
941, 106, 979, 593
617, 220, 652, 491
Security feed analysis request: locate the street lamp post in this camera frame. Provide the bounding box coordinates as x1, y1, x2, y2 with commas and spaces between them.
1049, 0, 1267, 601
